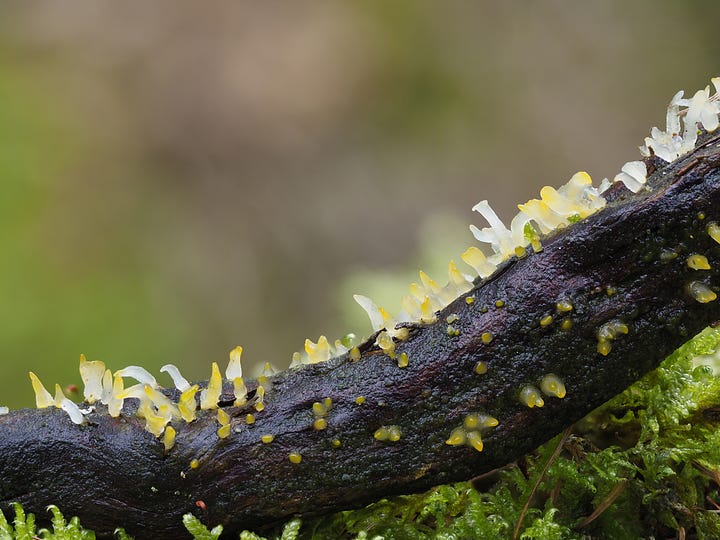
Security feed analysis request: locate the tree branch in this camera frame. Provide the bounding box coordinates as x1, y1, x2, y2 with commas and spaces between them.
3, 134, 720, 538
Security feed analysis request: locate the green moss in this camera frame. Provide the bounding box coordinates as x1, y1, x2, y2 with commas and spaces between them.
3, 328, 720, 539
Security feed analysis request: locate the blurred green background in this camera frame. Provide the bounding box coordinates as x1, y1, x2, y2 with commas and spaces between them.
1, 1, 719, 408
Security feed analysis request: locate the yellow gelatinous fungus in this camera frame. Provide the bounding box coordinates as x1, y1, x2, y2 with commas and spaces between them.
465, 430, 484, 452
79, 354, 106, 404
596, 320, 629, 356
217, 408, 230, 427
707, 222, 720, 244
29, 372, 54, 409
178, 385, 199, 423
374, 425, 402, 442
686, 280, 718, 303
160, 363, 191, 392
519, 385, 545, 408
200, 362, 222, 410
397, 352, 409, 368
225, 346, 243, 380
377, 331, 396, 359
461, 246, 495, 278
463, 413, 498, 430
163, 426, 176, 451
446, 325, 460, 337
445, 427, 466, 446
305, 336, 331, 364
254, 385, 265, 412
539, 373, 566, 398
232, 377, 247, 407
687, 254, 711, 270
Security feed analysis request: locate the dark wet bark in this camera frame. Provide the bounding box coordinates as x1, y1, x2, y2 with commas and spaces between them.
3, 134, 720, 539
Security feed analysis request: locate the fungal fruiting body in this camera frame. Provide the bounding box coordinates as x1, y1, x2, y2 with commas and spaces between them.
160, 364, 191, 392
686, 281, 718, 303
539, 374, 566, 399
596, 321, 630, 356
79, 354, 105, 403
445, 413, 498, 453
312, 398, 332, 430
217, 409, 231, 439
519, 386, 545, 408
163, 426, 176, 451
374, 425, 402, 442
19, 77, 720, 441
29, 372, 54, 408
707, 222, 720, 244
200, 363, 222, 410
397, 352, 409, 368
687, 254, 711, 270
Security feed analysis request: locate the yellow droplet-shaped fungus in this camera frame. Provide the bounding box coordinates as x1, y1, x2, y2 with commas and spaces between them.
687, 254, 711, 270
465, 430, 484, 452
445, 427, 466, 446
686, 280, 718, 303
163, 426, 177, 451
539, 373, 566, 398
374, 425, 402, 442
707, 222, 720, 244
397, 352, 409, 368
519, 385, 545, 408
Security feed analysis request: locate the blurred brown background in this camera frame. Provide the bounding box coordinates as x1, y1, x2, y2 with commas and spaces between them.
1, 1, 718, 407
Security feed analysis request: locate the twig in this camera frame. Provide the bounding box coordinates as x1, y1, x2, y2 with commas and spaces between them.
576, 479, 629, 529
513, 426, 572, 540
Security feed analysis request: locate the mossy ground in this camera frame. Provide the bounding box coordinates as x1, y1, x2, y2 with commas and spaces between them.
3, 328, 720, 539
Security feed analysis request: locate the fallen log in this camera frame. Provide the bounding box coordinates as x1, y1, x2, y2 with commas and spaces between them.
2, 90, 720, 540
